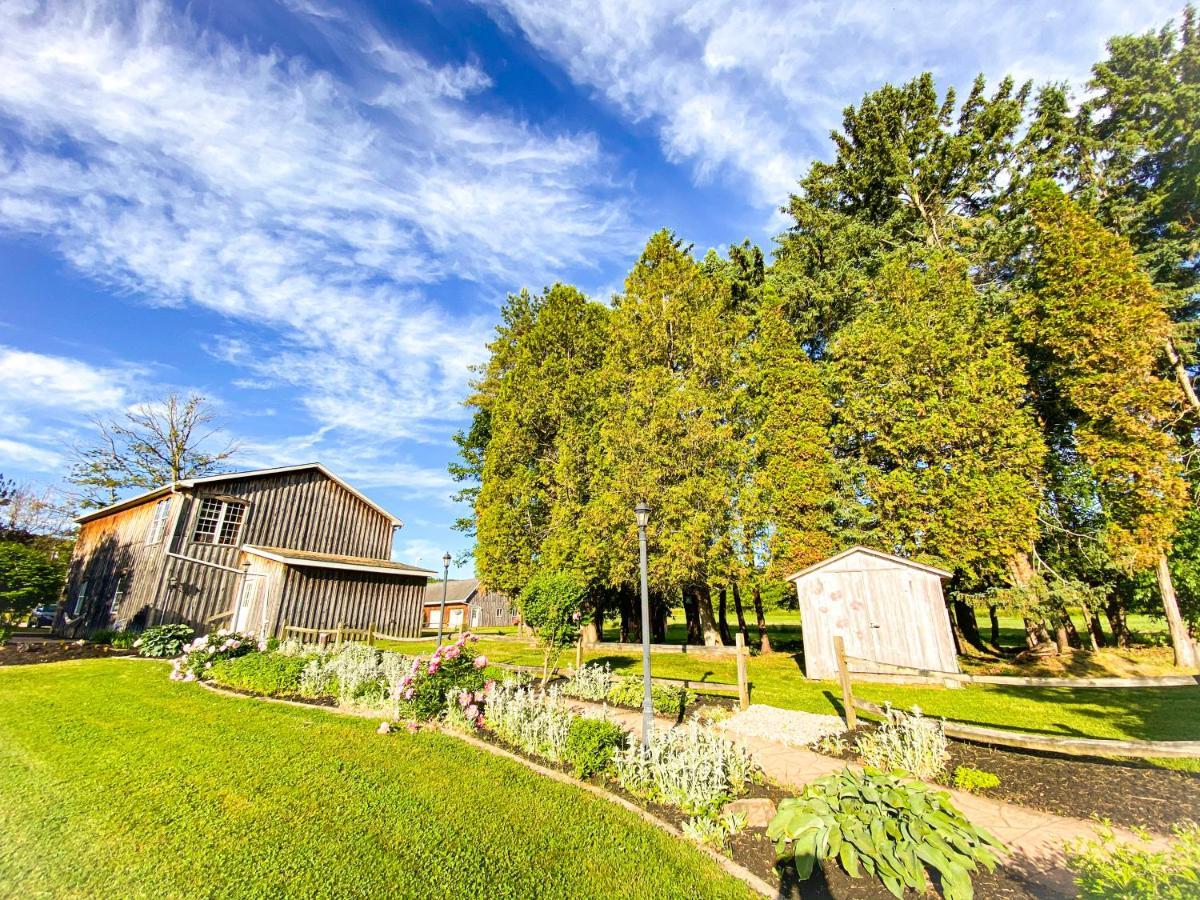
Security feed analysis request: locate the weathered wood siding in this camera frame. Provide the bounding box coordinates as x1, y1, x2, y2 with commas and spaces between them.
275, 568, 424, 636
63, 494, 179, 632
470, 589, 515, 628
795, 550, 959, 679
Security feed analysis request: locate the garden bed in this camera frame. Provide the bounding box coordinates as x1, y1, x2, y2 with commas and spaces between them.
0, 639, 135, 666
814, 722, 1200, 834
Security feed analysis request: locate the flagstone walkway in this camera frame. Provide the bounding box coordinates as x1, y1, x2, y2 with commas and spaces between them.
571, 700, 1162, 898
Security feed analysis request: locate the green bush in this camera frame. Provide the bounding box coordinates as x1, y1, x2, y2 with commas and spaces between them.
768, 768, 1004, 900
605, 677, 694, 717
564, 717, 626, 779
90, 628, 136, 647
88, 629, 118, 645
953, 766, 1001, 793
208, 652, 311, 696
135, 623, 194, 658
1069, 822, 1200, 899
401, 634, 488, 721
111, 631, 137, 649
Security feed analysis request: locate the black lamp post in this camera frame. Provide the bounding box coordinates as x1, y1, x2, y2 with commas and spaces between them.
437, 552, 451, 647
635, 500, 653, 750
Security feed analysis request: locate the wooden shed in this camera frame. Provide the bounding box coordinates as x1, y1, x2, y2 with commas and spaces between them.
787, 546, 959, 680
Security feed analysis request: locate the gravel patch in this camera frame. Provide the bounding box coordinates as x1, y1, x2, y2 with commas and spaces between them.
717, 704, 845, 748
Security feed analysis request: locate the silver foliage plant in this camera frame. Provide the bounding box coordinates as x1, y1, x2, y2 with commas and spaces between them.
561, 662, 616, 701
485, 681, 575, 763
294, 643, 414, 709
854, 705, 948, 780
612, 717, 758, 814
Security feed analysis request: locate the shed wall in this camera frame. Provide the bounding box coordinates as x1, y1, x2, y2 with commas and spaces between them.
275, 567, 425, 637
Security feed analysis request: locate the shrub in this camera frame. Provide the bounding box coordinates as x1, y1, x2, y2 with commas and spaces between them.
298, 654, 338, 698
518, 572, 586, 677
1068, 821, 1200, 899
612, 716, 757, 814
111, 630, 137, 649
561, 662, 616, 701
768, 768, 1004, 900
854, 705, 948, 780
953, 766, 1001, 793
135, 623, 194, 658
682, 811, 747, 851
173, 629, 256, 680
208, 652, 311, 696
398, 634, 487, 721
486, 682, 575, 762
564, 717, 626, 779
605, 676, 694, 717
89, 629, 118, 645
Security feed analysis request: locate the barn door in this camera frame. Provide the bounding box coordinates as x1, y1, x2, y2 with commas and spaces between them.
233, 574, 264, 635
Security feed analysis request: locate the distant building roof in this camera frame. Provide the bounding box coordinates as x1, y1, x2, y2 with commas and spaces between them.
243, 545, 434, 577
423, 578, 480, 607
74, 463, 402, 527
785, 546, 952, 582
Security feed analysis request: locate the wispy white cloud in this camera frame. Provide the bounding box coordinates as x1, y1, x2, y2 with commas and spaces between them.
481, 0, 1182, 206
0, 0, 628, 448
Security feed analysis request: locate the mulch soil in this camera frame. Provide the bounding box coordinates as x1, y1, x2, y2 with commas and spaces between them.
0, 640, 136, 666
815, 723, 1200, 835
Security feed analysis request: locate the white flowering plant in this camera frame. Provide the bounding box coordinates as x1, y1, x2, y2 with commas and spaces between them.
171, 628, 256, 681
485, 681, 575, 762
561, 662, 616, 701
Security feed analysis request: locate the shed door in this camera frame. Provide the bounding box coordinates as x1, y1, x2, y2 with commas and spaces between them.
233, 574, 265, 635
858, 573, 942, 671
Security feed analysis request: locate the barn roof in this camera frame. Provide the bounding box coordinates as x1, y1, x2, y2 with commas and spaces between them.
785, 546, 953, 582
422, 578, 480, 607
74, 463, 402, 527
243, 545, 434, 577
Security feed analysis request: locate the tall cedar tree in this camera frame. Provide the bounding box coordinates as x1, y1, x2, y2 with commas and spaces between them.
1018, 186, 1194, 666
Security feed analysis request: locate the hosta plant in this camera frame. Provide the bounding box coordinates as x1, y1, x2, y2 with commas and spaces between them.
767, 768, 1004, 900
134, 623, 194, 658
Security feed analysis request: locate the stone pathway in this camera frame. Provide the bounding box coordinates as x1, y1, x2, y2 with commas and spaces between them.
571, 700, 1162, 898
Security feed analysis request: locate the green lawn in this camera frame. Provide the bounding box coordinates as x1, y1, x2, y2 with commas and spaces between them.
383, 635, 1200, 759
0, 660, 751, 899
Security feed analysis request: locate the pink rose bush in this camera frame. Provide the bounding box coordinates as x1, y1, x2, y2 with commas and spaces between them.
171, 628, 256, 681
397, 632, 490, 723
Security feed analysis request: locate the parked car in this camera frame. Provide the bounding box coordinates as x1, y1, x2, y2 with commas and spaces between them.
29, 604, 57, 627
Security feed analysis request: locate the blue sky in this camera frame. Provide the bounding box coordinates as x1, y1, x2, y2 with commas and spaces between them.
0, 0, 1181, 575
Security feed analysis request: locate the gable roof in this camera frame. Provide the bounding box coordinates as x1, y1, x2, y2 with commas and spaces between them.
423, 578, 480, 607
243, 545, 434, 577
785, 546, 953, 582
75, 463, 402, 527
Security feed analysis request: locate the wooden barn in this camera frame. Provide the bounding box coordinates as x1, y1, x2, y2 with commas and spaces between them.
787, 546, 959, 680
421, 579, 514, 631
58, 464, 434, 639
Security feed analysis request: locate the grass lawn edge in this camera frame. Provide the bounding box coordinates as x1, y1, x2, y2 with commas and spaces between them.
196, 679, 775, 898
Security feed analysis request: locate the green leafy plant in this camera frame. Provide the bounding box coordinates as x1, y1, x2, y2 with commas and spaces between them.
517, 572, 586, 680
605, 676, 694, 717
399, 634, 487, 721
88, 629, 118, 645
207, 652, 312, 696
174, 629, 256, 680
682, 811, 748, 851
854, 705, 948, 780
563, 717, 626, 779
134, 623, 194, 658
953, 766, 1001, 793
1068, 822, 1200, 899
767, 768, 1004, 900
814, 733, 848, 756
110, 630, 137, 649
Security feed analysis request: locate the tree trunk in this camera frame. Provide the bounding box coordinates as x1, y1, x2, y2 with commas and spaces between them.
1157, 553, 1198, 669
716, 586, 733, 645
752, 584, 772, 653
953, 599, 985, 651
593, 605, 604, 642
731, 582, 750, 642
1166, 336, 1200, 416
619, 587, 633, 643
1023, 617, 1040, 649
946, 601, 967, 656
695, 584, 723, 647
1036, 621, 1053, 646
651, 593, 667, 643
683, 588, 702, 645
988, 604, 1002, 648
1085, 607, 1106, 650
1105, 597, 1131, 649
1061, 614, 1081, 649
1053, 621, 1070, 654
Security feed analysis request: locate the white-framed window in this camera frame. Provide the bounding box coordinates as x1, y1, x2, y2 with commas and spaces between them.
191, 498, 247, 545
146, 498, 171, 544
73, 581, 89, 615
110, 576, 126, 619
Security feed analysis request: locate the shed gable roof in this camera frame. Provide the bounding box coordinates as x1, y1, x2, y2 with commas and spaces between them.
423, 578, 479, 607
243, 545, 433, 577
75, 463, 402, 527
785, 546, 952, 582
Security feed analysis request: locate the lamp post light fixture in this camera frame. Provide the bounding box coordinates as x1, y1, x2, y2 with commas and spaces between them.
437, 551, 452, 647
634, 500, 653, 751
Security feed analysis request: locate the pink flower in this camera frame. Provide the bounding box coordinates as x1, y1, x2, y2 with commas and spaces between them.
406, 722, 420, 733
403, 688, 415, 700
257, 639, 268, 651
458, 691, 473, 707
473, 655, 488, 669
483, 679, 496, 694
377, 721, 392, 735
465, 704, 480, 721
572, 611, 581, 623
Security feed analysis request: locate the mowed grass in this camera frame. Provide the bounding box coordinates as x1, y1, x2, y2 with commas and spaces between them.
0, 660, 752, 900
384, 630, 1200, 762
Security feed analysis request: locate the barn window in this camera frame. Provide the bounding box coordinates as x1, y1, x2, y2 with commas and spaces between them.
145, 499, 171, 544
192, 498, 247, 545
73, 581, 89, 615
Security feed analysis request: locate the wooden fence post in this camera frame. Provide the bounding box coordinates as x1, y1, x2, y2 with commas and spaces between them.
336, 622, 344, 649
367, 621, 376, 647
833, 635, 857, 730
735, 632, 750, 711
575, 634, 583, 672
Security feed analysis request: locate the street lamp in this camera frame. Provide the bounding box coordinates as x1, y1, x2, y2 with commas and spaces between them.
635, 500, 653, 751
437, 552, 452, 647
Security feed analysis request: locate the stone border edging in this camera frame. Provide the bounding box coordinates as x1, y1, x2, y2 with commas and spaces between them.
195, 681, 775, 898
